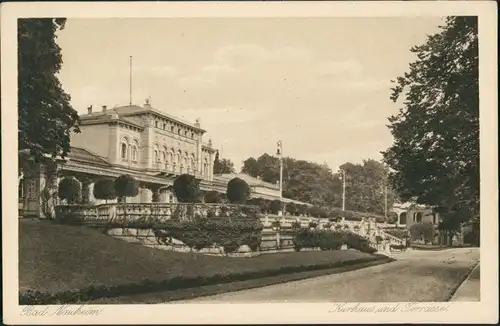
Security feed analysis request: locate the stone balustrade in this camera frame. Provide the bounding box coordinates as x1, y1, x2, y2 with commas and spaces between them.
56, 203, 261, 225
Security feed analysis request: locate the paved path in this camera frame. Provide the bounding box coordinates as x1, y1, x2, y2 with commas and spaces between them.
178, 248, 479, 303
450, 263, 480, 301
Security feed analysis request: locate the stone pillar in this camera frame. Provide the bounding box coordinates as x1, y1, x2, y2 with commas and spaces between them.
81, 179, 91, 204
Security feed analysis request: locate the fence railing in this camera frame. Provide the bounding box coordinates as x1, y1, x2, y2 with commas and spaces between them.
55, 203, 261, 224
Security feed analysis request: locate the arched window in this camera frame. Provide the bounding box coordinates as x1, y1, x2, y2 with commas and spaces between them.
182, 156, 188, 173
132, 140, 139, 162
190, 155, 196, 174
399, 212, 407, 225
415, 212, 423, 223
121, 143, 128, 160
162, 151, 166, 163
168, 151, 173, 169
174, 152, 180, 172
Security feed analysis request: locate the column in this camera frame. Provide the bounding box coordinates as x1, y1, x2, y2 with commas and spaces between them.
81, 178, 91, 204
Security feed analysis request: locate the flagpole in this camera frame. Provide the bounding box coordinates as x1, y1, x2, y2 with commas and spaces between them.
129, 56, 133, 105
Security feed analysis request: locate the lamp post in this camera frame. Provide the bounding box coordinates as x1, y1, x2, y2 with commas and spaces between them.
277, 141, 283, 216
338, 168, 346, 211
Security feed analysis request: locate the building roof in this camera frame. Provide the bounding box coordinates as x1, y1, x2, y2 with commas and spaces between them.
79, 104, 205, 133
67, 147, 110, 166
213, 173, 279, 190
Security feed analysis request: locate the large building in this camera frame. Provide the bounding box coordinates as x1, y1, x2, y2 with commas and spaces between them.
18, 101, 305, 218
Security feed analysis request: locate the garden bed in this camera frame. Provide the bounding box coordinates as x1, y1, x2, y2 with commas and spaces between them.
19, 220, 389, 304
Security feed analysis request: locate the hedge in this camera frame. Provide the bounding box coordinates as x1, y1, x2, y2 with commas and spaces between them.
19, 256, 386, 305
293, 230, 376, 254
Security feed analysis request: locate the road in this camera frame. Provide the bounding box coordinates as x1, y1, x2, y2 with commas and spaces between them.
178, 248, 479, 303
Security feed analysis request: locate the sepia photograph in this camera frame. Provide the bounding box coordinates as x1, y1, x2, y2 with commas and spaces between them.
2, 1, 498, 324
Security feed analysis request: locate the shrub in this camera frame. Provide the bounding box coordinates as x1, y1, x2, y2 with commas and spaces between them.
308, 206, 321, 217
226, 178, 250, 204
286, 202, 297, 216
114, 174, 139, 202
409, 222, 435, 243
463, 229, 480, 246
153, 218, 263, 252
344, 232, 376, 253
291, 220, 301, 229
204, 190, 221, 203
269, 200, 282, 214
375, 235, 384, 243
93, 179, 117, 202
173, 174, 200, 203
58, 177, 82, 204
309, 221, 318, 229
318, 231, 344, 251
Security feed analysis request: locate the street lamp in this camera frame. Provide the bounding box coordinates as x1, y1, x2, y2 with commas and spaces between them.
337, 168, 346, 211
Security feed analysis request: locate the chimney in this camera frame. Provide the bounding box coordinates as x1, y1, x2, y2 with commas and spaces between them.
102, 105, 107, 112
87, 105, 93, 114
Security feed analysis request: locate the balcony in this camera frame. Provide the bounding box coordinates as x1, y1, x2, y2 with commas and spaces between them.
152, 162, 205, 179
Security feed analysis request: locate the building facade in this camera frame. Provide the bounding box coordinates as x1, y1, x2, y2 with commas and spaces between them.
18, 101, 304, 218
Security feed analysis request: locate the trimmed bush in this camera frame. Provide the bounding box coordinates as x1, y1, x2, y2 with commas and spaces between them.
173, 174, 201, 203
286, 202, 297, 216
226, 178, 250, 204
293, 229, 376, 254
114, 174, 139, 202
93, 179, 117, 202
204, 190, 221, 204
269, 200, 282, 214
58, 177, 82, 204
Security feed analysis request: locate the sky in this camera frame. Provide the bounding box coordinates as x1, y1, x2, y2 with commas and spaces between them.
56, 17, 444, 171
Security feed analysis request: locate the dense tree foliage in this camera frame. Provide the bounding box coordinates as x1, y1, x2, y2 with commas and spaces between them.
173, 174, 201, 203
18, 18, 80, 164
241, 153, 395, 215
114, 174, 139, 202
382, 17, 479, 239
226, 178, 250, 204
58, 177, 81, 204
213, 151, 236, 175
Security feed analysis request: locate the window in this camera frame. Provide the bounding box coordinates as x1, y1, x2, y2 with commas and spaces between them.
163, 123, 167, 130
178, 128, 181, 135
155, 121, 159, 128
191, 132, 194, 139
184, 130, 188, 136
162, 151, 166, 162
132, 141, 139, 162
171, 126, 174, 132
121, 143, 128, 159
154, 150, 159, 163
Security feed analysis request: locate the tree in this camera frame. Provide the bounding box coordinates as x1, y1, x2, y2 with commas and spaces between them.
213, 151, 236, 175
383, 17, 479, 240
204, 190, 221, 204
173, 174, 201, 203
58, 177, 81, 204
226, 178, 250, 204
114, 174, 139, 202
93, 179, 117, 202
18, 18, 80, 164
241, 157, 260, 177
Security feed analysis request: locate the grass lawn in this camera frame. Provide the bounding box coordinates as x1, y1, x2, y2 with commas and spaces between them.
20, 220, 389, 302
